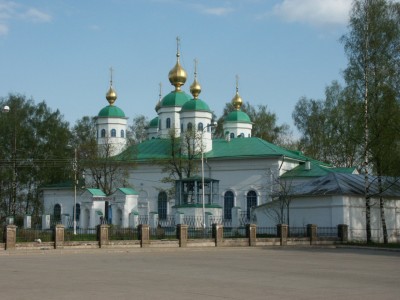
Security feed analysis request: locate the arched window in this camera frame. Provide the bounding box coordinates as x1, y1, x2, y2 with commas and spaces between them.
120, 129, 125, 138
158, 192, 168, 220
187, 122, 193, 131
111, 129, 116, 137
230, 132, 235, 139
246, 191, 257, 220
181, 123, 184, 133
101, 129, 106, 138
75, 203, 81, 222
198, 122, 203, 131
224, 191, 234, 220
166, 118, 171, 129
54, 204, 61, 223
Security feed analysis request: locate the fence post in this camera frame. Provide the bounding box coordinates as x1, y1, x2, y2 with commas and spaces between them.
246, 224, 257, 247
307, 224, 317, 245
213, 223, 223, 247
177, 224, 188, 247
54, 224, 65, 249
139, 224, 150, 248
97, 224, 109, 248
338, 224, 349, 243
5, 225, 17, 251
277, 224, 288, 246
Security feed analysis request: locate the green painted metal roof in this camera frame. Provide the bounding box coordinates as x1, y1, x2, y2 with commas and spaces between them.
149, 116, 159, 128
86, 188, 106, 196
98, 105, 126, 118
161, 91, 191, 107
281, 162, 356, 178
117, 187, 139, 195
117, 137, 320, 163
206, 138, 311, 161
225, 110, 251, 123
181, 99, 211, 112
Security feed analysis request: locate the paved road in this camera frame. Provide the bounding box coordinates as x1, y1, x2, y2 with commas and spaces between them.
0, 247, 399, 300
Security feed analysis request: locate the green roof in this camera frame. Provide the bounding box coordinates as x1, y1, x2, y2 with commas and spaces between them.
98, 105, 126, 118
117, 137, 320, 163
207, 138, 312, 161
181, 99, 211, 112
225, 110, 251, 123
281, 162, 357, 179
86, 188, 106, 196
149, 116, 159, 128
116, 187, 139, 195
161, 91, 191, 107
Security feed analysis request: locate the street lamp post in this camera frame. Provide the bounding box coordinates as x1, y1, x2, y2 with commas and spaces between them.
2, 105, 17, 218
72, 148, 77, 235
201, 122, 216, 229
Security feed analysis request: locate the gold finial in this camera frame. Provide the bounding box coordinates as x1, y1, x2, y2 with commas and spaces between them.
155, 82, 162, 112
176, 36, 180, 60
106, 67, 117, 105
190, 58, 201, 99
231, 74, 243, 110
168, 36, 187, 91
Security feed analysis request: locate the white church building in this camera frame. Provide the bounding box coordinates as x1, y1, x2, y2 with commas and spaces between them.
42, 43, 400, 243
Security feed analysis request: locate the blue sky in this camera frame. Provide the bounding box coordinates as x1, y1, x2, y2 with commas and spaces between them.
0, 0, 355, 134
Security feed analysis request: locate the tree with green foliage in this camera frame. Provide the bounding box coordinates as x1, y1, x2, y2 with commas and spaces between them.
128, 114, 149, 145
293, 81, 363, 167
0, 94, 71, 223
341, 0, 400, 243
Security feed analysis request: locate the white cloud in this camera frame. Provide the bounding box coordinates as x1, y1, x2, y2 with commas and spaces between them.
0, 0, 51, 36
190, 3, 234, 16
273, 0, 351, 26
0, 23, 8, 35
22, 8, 52, 23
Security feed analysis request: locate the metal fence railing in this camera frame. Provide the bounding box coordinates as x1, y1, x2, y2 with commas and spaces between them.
149, 226, 177, 240
16, 229, 53, 243
288, 227, 307, 238
223, 227, 247, 238
109, 227, 138, 241
183, 216, 203, 228
64, 228, 97, 242
317, 227, 338, 237
187, 227, 213, 239
256, 227, 278, 238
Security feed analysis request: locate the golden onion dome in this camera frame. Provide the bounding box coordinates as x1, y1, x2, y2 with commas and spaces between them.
106, 86, 117, 105
168, 37, 187, 91
190, 78, 201, 99
168, 55, 187, 91
231, 75, 243, 110
190, 59, 201, 99
232, 91, 243, 110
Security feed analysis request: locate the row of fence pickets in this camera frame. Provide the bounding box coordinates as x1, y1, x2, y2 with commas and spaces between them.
2, 226, 341, 243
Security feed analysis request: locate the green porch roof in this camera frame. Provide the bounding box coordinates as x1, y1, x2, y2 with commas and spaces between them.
86, 188, 106, 196
116, 187, 139, 195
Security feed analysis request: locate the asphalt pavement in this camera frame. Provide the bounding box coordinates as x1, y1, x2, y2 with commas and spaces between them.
0, 246, 399, 300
